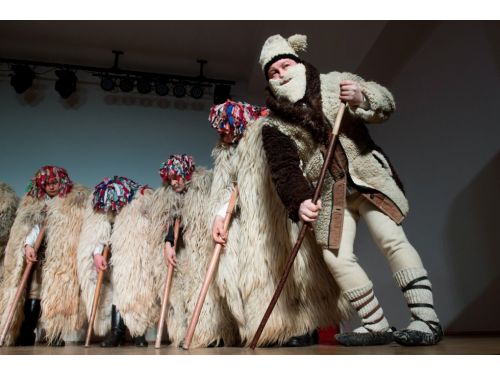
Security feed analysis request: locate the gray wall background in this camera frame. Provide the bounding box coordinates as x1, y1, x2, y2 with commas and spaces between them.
0, 21, 499, 334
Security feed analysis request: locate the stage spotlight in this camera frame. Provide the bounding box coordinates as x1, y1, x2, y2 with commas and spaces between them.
155, 81, 169, 96
190, 85, 204, 99
10, 65, 35, 94
119, 77, 134, 92
213, 84, 231, 104
100, 76, 115, 91
173, 83, 186, 98
55, 70, 77, 99
137, 78, 152, 94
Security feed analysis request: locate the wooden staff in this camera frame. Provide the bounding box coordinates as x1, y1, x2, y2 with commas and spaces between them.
155, 217, 181, 349
0, 224, 46, 347
84, 244, 111, 347
250, 103, 347, 349
182, 186, 239, 350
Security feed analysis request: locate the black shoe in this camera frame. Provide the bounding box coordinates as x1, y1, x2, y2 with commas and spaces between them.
16, 299, 41, 346
207, 338, 224, 348
393, 324, 443, 346
283, 330, 317, 347
100, 305, 126, 347
335, 327, 395, 346
133, 335, 148, 347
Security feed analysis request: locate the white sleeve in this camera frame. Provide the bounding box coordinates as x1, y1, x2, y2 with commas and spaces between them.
93, 241, 106, 256
24, 224, 41, 247
216, 202, 229, 218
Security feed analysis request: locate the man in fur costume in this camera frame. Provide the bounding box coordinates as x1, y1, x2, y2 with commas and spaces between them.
257, 34, 442, 346
0, 182, 19, 283
210, 100, 350, 347
158, 154, 237, 348
77, 176, 155, 347
0, 166, 88, 346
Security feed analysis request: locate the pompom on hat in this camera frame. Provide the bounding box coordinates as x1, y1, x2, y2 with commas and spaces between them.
159, 154, 195, 183
92, 176, 146, 213
26, 165, 73, 199
259, 34, 308, 79
208, 100, 268, 144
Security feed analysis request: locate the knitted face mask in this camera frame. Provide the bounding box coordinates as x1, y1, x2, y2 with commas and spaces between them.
269, 63, 307, 103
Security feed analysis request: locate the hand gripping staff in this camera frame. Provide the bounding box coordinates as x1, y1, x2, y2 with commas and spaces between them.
250, 103, 346, 349
182, 185, 239, 350
155, 217, 182, 349
0, 224, 46, 346
84, 244, 111, 347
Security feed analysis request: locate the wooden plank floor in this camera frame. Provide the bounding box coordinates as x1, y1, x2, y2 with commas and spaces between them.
1, 336, 500, 355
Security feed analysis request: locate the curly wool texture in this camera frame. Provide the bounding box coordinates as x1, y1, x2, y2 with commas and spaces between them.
212, 118, 350, 347
0, 183, 19, 282
76, 197, 114, 336
0, 184, 89, 345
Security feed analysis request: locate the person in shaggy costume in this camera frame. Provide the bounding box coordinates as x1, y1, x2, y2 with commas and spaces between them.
0, 182, 19, 284
0, 166, 89, 346
257, 34, 442, 346
158, 154, 237, 348
77, 176, 155, 347
210, 100, 350, 347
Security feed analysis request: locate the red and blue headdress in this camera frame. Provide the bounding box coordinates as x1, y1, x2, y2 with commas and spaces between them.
26, 165, 73, 199
92, 176, 146, 213
208, 100, 268, 144
159, 154, 195, 183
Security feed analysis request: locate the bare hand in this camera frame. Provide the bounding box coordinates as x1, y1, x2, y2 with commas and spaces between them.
93, 254, 108, 272
299, 199, 322, 222
340, 80, 364, 107
212, 215, 227, 245
24, 245, 37, 263
164, 242, 177, 267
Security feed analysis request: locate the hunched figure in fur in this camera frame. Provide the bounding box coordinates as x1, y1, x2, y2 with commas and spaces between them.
160, 154, 237, 347
258, 34, 442, 346
0, 182, 19, 284
77, 176, 155, 347
210, 100, 350, 347
0, 166, 89, 346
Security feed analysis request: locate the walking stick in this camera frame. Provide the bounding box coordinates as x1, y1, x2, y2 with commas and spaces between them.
0, 224, 46, 347
250, 102, 347, 349
182, 186, 239, 350
155, 217, 181, 349
84, 244, 111, 347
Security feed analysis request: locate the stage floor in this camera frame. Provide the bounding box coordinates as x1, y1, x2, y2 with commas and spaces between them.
1, 335, 500, 355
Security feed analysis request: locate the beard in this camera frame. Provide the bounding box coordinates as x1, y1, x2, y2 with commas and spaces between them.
268, 63, 307, 103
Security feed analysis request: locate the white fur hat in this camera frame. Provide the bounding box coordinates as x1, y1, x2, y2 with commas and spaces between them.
259, 34, 308, 77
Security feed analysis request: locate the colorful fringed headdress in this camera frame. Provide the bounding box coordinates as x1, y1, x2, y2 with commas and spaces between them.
159, 154, 195, 183
26, 165, 73, 199
92, 176, 146, 213
208, 100, 268, 143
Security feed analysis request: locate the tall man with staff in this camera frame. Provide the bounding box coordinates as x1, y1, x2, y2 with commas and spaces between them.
256, 34, 442, 346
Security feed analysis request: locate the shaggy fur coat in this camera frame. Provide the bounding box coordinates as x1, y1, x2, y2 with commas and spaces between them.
210, 122, 351, 347
77, 189, 159, 337
0, 182, 19, 283
0, 184, 89, 345
154, 168, 238, 347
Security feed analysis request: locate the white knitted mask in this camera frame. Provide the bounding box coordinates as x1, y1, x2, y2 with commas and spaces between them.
268, 63, 307, 103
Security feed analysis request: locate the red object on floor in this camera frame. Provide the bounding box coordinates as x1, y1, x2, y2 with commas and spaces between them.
318, 325, 339, 345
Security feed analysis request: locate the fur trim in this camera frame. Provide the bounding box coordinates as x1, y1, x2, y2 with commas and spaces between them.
212, 118, 350, 347
288, 34, 307, 53
262, 125, 313, 221
260, 34, 302, 73
0, 183, 19, 282
0, 184, 89, 345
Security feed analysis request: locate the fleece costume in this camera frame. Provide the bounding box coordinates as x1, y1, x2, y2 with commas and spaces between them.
0, 182, 18, 283
209, 110, 350, 347
77, 177, 157, 344
0, 167, 89, 346
259, 34, 442, 346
